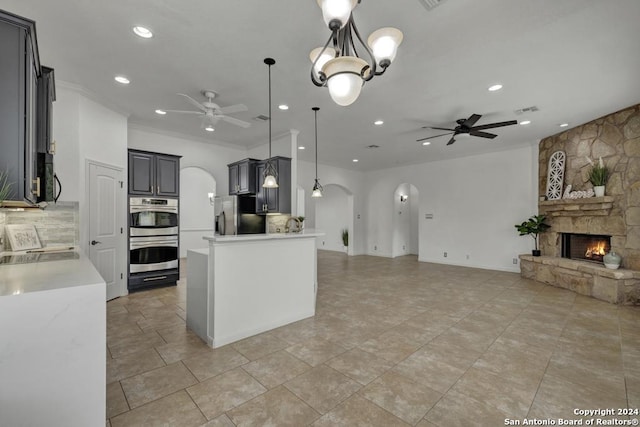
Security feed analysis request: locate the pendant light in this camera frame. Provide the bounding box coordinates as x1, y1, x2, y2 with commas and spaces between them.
311, 107, 323, 198
263, 58, 278, 188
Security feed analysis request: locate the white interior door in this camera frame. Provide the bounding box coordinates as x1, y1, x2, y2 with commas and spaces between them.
88, 162, 125, 301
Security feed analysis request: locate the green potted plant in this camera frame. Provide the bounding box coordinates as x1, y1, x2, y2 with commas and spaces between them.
341, 228, 349, 249
0, 170, 14, 206
587, 156, 609, 197
515, 214, 550, 256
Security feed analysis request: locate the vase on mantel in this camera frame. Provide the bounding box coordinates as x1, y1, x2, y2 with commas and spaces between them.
594, 185, 605, 197
603, 251, 622, 269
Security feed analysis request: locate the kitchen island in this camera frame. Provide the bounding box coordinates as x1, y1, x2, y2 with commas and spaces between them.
0, 252, 106, 426
187, 229, 323, 348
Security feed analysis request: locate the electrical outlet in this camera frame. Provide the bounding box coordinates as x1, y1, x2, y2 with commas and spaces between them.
322, 241, 325, 246
403, 245, 406, 250
466, 254, 469, 260
374, 245, 377, 251
357, 214, 361, 219
444, 252, 447, 258
513, 258, 518, 264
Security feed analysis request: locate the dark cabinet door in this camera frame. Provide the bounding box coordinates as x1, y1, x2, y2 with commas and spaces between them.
228, 163, 239, 195
254, 157, 291, 214
155, 155, 179, 197
238, 161, 252, 193
128, 151, 154, 195
36, 66, 55, 154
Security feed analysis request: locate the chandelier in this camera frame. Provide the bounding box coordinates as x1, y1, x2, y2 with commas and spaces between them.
309, 0, 403, 106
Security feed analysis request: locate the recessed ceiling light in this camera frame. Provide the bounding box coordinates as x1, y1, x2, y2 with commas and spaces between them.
519, 120, 531, 125
559, 123, 569, 127
374, 120, 384, 125
488, 84, 503, 92
205, 126, 214, 132
298, 146, 305, 150
278, 104, 289, 110
132, 26, 153, 38
422, 141, 431, 146
114, 75, 130, 84
352, 159, 359, 163
155, 109, 166, 115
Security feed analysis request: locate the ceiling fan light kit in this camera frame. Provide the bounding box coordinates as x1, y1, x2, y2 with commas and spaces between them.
310, 0, 403, 106
263, 58, 278, 188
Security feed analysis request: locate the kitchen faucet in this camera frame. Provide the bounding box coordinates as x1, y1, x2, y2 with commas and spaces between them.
285, 217, 302, 233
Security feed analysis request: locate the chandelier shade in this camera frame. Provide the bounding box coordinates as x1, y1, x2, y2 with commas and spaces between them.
309, 0, 402, 106
317, 0, 358, 29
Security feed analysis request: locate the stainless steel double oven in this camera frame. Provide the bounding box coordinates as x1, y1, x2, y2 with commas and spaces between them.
128, 197, 179, 290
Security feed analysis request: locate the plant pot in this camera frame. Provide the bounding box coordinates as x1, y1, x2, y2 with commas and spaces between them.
594, 185, 605, 197
603, 251, 621, 269
531, 249, 541, 257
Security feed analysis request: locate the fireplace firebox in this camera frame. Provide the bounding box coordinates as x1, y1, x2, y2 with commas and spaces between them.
561, 233, 611, 263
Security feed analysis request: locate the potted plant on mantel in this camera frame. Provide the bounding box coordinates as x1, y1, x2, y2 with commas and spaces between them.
515, 214, 551, 256
587, 156, 609, 197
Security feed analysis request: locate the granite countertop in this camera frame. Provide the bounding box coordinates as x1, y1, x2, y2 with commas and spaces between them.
0, 251, 105, 297
203, 228, 325, 243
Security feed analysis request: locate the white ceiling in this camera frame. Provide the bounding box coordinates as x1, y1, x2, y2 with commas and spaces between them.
3, 0, 640, 171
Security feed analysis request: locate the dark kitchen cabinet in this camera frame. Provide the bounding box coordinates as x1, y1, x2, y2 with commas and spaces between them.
128, 149, 180, 197
255, 157, 291, 214
0, 10, 41, 204
36, 66, 55, 154
228, 158, 259, 195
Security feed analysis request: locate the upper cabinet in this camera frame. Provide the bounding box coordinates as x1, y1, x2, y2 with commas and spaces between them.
228, 158, 259, 195
128, 149, 180, 197
0, 10, 42, 204
36, 66, 55, 154
255, 157, 291, 214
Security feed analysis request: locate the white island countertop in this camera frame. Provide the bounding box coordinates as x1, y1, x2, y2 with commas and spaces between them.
0, 251, 105, 297
203, 228, 324, 243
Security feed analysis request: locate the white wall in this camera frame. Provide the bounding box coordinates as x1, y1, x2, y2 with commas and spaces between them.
315, 184, 351, 252
392, 183, 418, 257
296, 159, 366, 255
365, 144, 538, 272
179, 167, 216, 257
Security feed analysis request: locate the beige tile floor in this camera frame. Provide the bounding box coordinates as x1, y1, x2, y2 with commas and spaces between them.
106, 251, 640, 426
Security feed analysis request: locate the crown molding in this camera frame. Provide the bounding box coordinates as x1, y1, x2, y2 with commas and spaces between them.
56, 80, 131, 118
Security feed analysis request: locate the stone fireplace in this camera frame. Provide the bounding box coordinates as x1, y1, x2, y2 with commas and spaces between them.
519, 103, 640, 304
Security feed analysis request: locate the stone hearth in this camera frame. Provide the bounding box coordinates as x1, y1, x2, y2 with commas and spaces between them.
520, 103, 640, 304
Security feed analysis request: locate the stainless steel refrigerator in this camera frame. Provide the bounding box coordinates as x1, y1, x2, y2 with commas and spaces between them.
214, 195, 265, 235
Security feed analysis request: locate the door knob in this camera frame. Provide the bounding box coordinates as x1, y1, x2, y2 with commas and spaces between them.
91, 240, 102, 246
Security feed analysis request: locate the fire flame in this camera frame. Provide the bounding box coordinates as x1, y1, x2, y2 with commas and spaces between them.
585, 241, 607, 258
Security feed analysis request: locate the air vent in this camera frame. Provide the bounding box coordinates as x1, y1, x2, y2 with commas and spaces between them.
366, 144, 380, 149
417, 0, 447, 11
253, 115, 269, 121
514, 106, 539, 115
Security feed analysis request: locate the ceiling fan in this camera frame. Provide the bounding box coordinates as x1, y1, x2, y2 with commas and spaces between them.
417, 113, 517, 145
164, 90, 251, 130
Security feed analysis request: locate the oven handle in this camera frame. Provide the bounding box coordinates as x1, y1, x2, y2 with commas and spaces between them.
130, 207, 178, 213
130, 241, 178, 249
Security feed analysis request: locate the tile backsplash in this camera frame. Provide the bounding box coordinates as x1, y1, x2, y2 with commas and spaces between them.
1, 202, 79, 251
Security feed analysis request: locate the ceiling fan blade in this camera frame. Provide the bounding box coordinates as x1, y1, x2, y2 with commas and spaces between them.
218, 104, 248, 114
461, 114, 482, 128
219, 115, 251, 128
471, 120, 518, 131
469, 130, 497, 139
422, 126, 456, 131
177, 93, 207, 112
163, 109, 203, 115
416, 132, 454, 142
446, 136, 456, 145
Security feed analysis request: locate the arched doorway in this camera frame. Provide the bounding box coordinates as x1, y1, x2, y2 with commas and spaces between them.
179, 167, 216, 257
392, 183, 419, 257
314, 184, 354, 255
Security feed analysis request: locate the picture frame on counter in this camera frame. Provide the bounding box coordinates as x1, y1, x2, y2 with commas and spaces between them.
5, 224, 42, 251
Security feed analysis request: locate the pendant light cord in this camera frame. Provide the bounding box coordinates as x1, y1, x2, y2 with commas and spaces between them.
268, 61, 272, 160
314, 108, 318, 179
